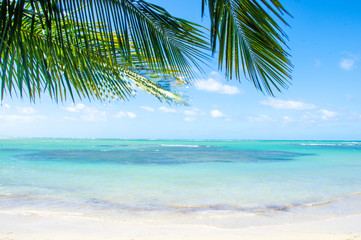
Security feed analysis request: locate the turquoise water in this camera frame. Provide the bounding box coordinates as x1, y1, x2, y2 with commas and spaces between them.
0, 138, 361, 222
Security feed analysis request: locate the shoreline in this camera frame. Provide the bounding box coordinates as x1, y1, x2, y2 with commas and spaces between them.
0, 211, 361, 240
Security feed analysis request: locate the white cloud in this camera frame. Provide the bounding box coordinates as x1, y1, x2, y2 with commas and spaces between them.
302, 109, 338, 122
1, 104, 10, 109
140, 106, 155, 112
0, 106, 46, 122
63, 103, 86, 113
159, 106, 176, 113
184, 117, 196, 122
115, 111, 136, 119
339, 58, 356, 71
62, 104, 106, 121
302, 112, 316, 122
211, 109, 226, 118
261, 98, 316, 110
127, 112, 137, 118
320, 109, 338, 120
82, 109, 107, 122
195, 77, 241, 95
282, 116, 293, 123
183, 108, 203, 122
247, 114, 274, 122
17, 107, 36, 114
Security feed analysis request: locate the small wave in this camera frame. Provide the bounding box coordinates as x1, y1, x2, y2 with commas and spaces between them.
146, 200, 333, 214
299, 143, 361, 148
304, 200, 332, 207
299, 143, 337, 146
343, 142, 361, 146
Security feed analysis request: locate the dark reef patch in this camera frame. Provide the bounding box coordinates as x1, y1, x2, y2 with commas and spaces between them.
16, 145, 307, 165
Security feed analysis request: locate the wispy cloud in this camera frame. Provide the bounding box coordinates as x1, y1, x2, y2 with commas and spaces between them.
63, 103, 86, 113
247, 114, 274, 122
261, 98, 316, 110
81, 109, 107, 122
320, 109, 338, 120
115, 111, 136, 119
17, 107, 36, 114
159, 106, 176, 113
184, 117, 196, 122
339, 58, 356, 71
1, 104, 10, 109
184, 108, 202, 116
211, 109, 227, 118
195, 72, 241, 95
62, 104, 107, 122
302, 109, 338, 122
183, 108, 203, 121
282, 116, 294, 123
0, 105, 46, 122
140, 106, 155, 112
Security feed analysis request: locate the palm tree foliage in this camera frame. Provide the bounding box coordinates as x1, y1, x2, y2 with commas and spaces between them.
202, 0, 292, 95
0, 0, 291, 103
0, 0, 209, 103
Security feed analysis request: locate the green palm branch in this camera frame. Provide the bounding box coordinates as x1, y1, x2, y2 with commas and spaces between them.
0, 0, 209, 103
0, 0, 291, 103
202, 0, 292, 95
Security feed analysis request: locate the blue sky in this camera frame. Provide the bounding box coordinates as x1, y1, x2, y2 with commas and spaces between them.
1, 0, 361, 140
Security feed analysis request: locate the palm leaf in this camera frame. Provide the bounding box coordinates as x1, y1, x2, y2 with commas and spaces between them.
202, 0, 292, 95
0, 0, 209, 103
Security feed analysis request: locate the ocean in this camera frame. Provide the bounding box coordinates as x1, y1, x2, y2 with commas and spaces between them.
1, 138, 361, 226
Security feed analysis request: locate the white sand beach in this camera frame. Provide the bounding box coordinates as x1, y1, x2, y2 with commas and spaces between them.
0, 211, 360, 240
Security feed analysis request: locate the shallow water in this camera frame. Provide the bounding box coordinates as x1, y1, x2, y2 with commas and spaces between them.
0, 139, 361, 225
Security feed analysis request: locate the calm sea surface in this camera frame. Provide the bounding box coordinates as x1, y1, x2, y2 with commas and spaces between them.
1, 138, 361, 224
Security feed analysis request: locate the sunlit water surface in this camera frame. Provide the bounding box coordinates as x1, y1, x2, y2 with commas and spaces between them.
1, 139, 360, 226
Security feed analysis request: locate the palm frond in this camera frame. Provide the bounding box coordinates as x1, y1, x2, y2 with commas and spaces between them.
202, 0, 292, 95
0, 0, 210, 103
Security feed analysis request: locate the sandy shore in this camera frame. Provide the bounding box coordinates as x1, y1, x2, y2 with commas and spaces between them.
0, 212, 360, 240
